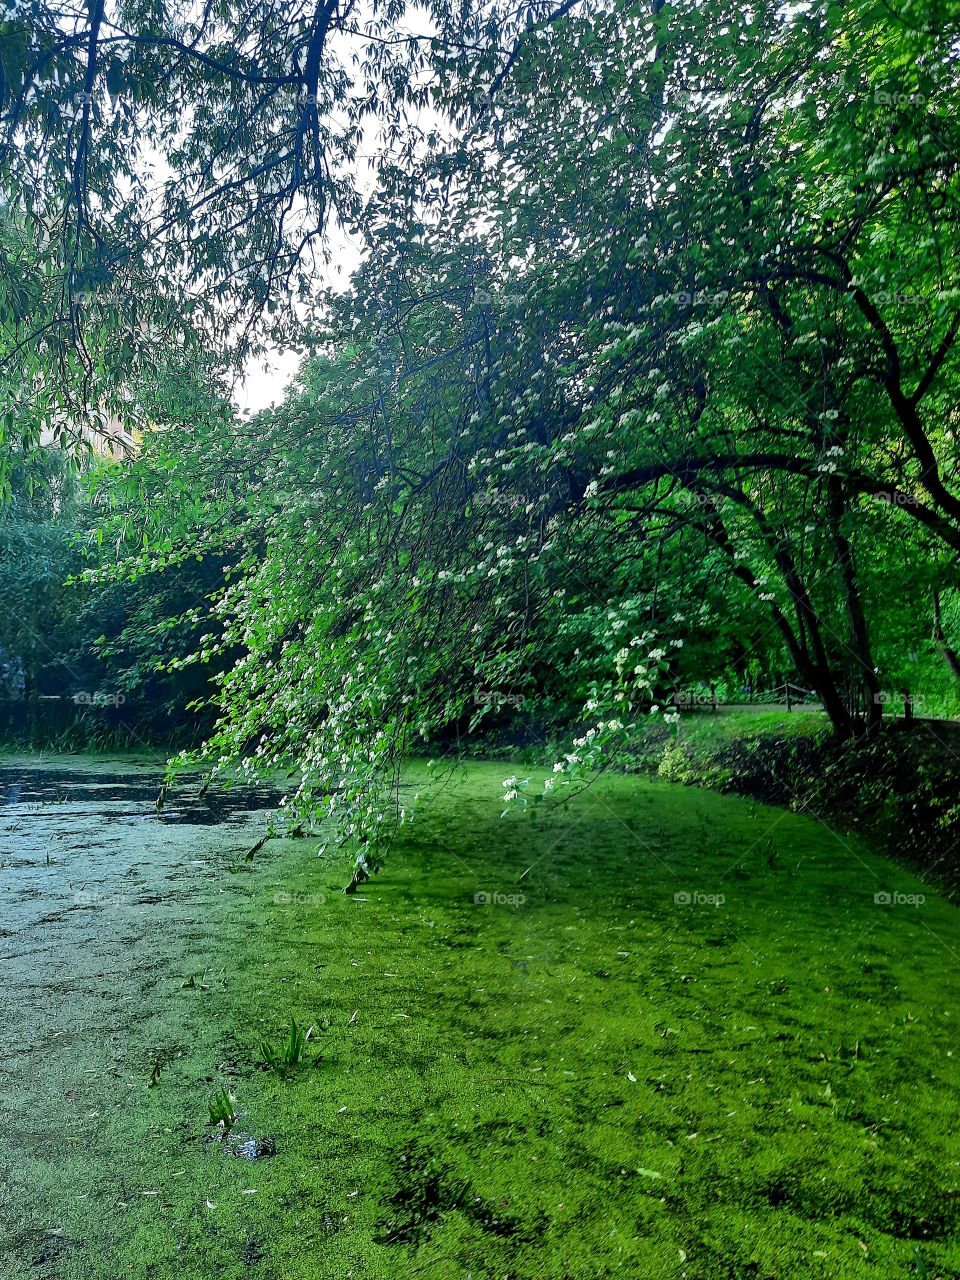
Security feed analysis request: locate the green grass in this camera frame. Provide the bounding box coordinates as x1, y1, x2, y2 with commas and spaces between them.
666, 707, 829, 743
3, 759, 960, 1279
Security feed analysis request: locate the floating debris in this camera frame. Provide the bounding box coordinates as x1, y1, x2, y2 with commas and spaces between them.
232, 1135, 277, 1161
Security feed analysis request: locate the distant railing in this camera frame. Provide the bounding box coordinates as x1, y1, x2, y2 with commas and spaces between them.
669, 682, 820, 713
753, 682, 819, 711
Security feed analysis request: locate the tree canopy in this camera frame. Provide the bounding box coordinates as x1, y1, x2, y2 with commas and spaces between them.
2, 0, 959, 863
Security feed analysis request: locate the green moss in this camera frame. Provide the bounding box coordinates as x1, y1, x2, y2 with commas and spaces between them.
2, 756, 959, 1278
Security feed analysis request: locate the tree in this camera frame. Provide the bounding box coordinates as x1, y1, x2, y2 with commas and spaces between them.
448, 0, 960, 731
0, 447, 81, 703
77, 0, 960, 870
0, 0, 595, 465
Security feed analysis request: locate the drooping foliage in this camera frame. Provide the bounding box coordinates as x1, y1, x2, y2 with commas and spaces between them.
3, 0, 960, 862
0, 0, 591, 467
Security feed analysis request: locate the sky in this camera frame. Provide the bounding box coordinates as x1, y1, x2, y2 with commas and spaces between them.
232, 225, 368, 414
235, 346, 304, 415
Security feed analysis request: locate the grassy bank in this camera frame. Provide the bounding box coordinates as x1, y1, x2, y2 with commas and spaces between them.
618, 711, 960, 900
474, 708, 960, 901
3, 756, 960, 1278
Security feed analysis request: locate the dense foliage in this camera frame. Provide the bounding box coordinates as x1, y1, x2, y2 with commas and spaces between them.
0, 0, 585, 465
2, 0, 959, 869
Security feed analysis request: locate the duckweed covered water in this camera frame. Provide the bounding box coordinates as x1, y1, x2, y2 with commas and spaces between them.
1, 755, 958, 1279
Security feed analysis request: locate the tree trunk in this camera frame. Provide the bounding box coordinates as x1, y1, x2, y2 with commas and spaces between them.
827, 477, 882, 731
697, 506, 855, 737
933, 589, 960, 681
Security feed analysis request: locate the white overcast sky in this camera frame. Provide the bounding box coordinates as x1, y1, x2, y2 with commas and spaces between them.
233, 217, 368, 414
234, 346, 305, 414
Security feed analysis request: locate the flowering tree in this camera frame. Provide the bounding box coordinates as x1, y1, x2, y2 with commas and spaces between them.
80, 0, 960, 880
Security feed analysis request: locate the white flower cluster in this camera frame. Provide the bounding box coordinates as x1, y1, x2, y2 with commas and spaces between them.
817, 445, 844, 474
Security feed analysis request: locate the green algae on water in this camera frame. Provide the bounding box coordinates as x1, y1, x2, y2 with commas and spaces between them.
1, 755, 959, 1279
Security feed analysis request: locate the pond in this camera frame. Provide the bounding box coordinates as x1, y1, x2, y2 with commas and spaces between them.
1, 754, 959, 1279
